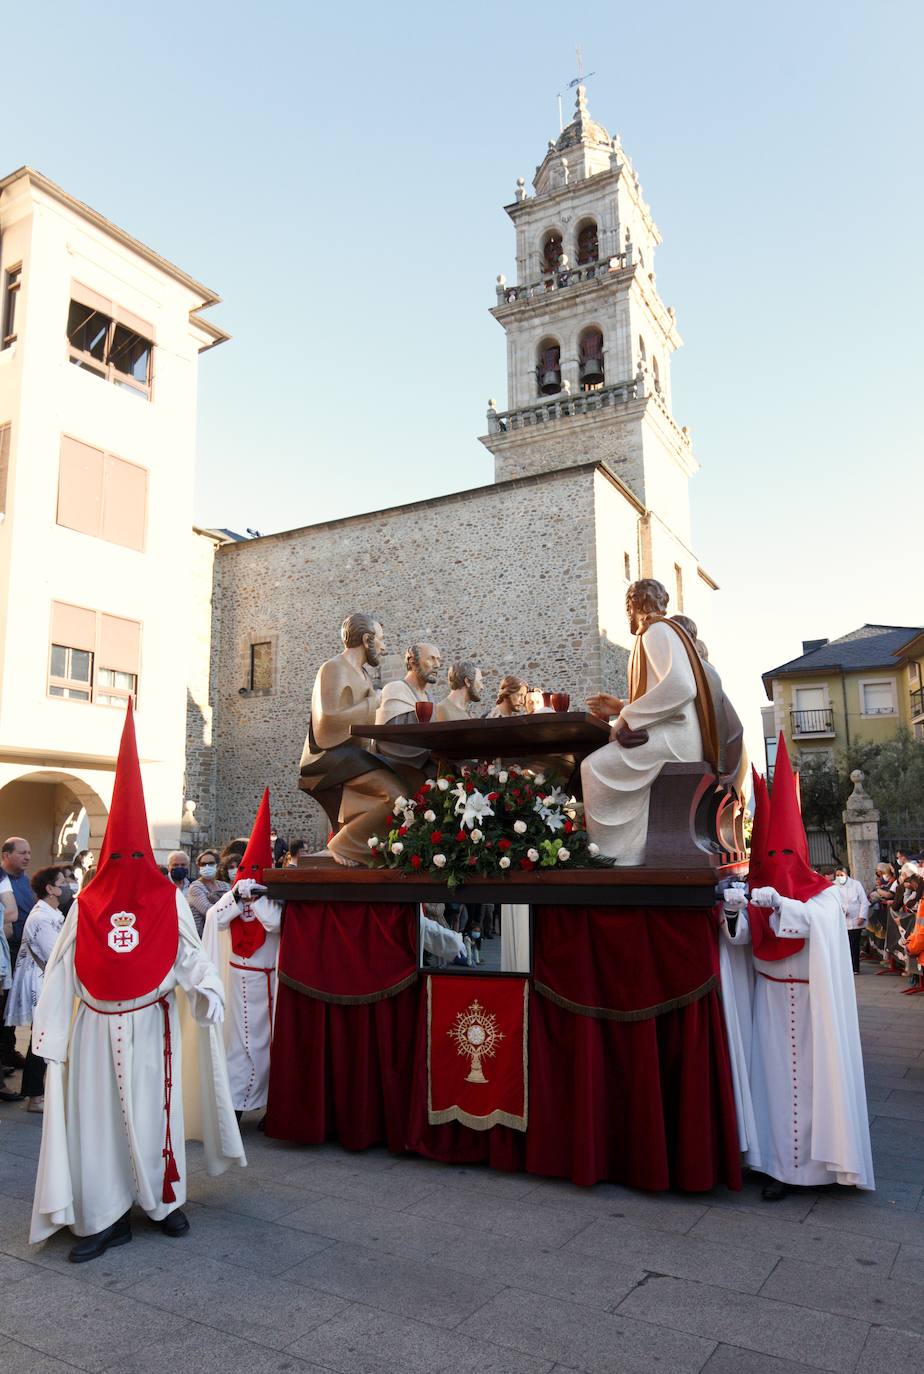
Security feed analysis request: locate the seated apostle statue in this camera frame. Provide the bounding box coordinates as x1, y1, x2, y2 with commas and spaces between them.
433, 660, 483, 721
374, 642, 441, 792
299, 613, 404, 867
581, 578, 720, 866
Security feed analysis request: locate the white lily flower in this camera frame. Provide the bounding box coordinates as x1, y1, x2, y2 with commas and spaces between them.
543, 810, 567, 833
513, 820, 527, 835
461, 791, 495, 830
424, 809, 436, 823
533, 772, 545, 786
499, 856, 511, 869
394, 796, 408, 811
543, 786, 569, 809
497, 770, 508, 784
557, 847, 571, 862
433, 854, 447, 868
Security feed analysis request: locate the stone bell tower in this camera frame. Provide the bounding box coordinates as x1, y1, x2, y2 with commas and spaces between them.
480, 85, 698, 551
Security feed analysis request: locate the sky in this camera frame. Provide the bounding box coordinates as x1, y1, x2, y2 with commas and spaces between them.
3, 0, 921, 763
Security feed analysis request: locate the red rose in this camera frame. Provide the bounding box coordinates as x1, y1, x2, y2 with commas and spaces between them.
498, 838, 512, 851
430, 831, 443, 844
564, 820, 574, 834
468, 856, 478, 866
512, 788, 521, 798
465, 781, 475, 793
456, 829, 467, 842
487, 792, 499, 802
410, 854, 422, 870
398, 825, 408, 837
385, 815, 394, 827
519, 857, 535, 870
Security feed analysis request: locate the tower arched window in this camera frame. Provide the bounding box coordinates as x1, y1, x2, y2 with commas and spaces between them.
576, 219, 599, 266
638, 336, 646, 365
536, 338, 562, 395
651, 356, 661, 394
578, 327, 605, 392
540, 231, 563, 276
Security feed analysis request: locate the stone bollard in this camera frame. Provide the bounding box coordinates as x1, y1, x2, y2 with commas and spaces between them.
843, 769, 880, 892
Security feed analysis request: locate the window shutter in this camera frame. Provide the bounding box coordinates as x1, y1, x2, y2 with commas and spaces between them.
101, 455, 147, 551
57, 436, 104, 536
51, 601, 96, 652
98, 614, 141, 673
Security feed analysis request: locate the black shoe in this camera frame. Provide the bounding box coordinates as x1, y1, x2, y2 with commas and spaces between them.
0, 1088, 25, 1103
158, 1208, 190, 1237
1, 1051, 26, 1070
69, 1211, 132, 1263
761, 1181, 787, 1202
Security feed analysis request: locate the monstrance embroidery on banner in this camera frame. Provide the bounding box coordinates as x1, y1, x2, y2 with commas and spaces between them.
448, 998, 504, 1084
427, 976, 528, 1132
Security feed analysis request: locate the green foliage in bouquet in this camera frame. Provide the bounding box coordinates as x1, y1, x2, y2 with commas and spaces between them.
367, 762, 601, 887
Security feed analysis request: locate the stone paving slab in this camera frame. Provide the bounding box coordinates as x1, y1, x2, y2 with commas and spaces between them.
0, 962, 922, 1374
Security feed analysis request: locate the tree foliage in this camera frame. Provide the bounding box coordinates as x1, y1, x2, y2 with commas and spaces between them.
793, 729, 924, 861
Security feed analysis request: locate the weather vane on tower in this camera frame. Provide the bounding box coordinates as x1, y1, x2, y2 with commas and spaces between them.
558, 45, 596, 131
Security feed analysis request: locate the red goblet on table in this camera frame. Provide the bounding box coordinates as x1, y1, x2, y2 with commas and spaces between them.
415, 701, 434, 723
550, 692, 570, 713
541, 691, 553, 708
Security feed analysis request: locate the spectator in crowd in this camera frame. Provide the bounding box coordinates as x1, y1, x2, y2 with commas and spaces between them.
0, 870, 15, 1102
487, 676, 527, 718
79, 865, 97, 889
58, 864, 79, 917
866, 862, 896, 962
270, 828, 287, 864
4, 865, 67, 1112
186, 848, 231, 938
166, 850, 191, 892
832, 865, 869, 974
896, 863, 924, 995
219, 850, 240, 885
283, 840, 307, 867
73, 850, 94, 885
0, 837, 34, 1074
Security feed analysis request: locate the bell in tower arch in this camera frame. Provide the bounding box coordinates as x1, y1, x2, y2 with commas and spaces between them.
537, 343, 562, 395
579, 329, 605, 390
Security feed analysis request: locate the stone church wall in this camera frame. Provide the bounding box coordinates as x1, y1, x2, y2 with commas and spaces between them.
199, 465, 628, 849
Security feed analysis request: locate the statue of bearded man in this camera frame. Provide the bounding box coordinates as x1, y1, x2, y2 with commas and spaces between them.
581, 578, 720, 866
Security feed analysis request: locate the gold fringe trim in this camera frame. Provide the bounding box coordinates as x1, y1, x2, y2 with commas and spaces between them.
278, 969, 418, 1005
427, 978, 528, 1133
533, 974, 717, 1022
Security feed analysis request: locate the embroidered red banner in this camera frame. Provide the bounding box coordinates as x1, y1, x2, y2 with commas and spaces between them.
427, 975, 528, 1132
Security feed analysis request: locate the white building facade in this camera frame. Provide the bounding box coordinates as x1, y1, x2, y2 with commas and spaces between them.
0, 168, 227, 863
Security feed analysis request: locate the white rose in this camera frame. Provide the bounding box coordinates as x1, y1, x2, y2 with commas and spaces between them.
557, 847, 570, 862
367, 836, 380, 849
534, 773, 545, 786
433, 854, 447, 868
499, 856, 511, 869
423, 779, 435, 790
587, 842, 600, 856
498, 770, 508, 783
390, 841, 404, 855
513, 819, 527, 835
424, 809, 436, 823
527, 848, 539, 862
394, 796, 407, 811
487, 764, 497, 776
471, 829, 483, 843
437, 778, 450, 791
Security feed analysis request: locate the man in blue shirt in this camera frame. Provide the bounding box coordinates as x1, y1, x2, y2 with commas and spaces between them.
1, 836, 34, 1079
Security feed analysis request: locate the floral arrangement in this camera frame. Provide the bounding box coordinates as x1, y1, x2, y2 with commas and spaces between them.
368, 763, 600, 887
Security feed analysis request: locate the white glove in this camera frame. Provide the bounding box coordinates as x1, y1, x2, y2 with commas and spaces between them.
199, 987, 224, 1025
750, 886, 781, 910
234, 878, 257, 902
722, 887, 749, 913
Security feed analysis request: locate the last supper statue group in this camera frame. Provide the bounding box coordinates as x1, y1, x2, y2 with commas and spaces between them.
23, 579, 873, 1265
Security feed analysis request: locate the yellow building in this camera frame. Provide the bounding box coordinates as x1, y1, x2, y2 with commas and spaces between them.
761, 624, 924, 773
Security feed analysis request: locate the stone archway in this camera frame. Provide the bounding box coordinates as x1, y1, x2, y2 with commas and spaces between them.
0, 770, 109, 867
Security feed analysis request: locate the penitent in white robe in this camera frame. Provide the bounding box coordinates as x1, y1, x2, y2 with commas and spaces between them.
202, 891, 281, 1113
30, 891, 246, 1242
581, 620, 703, 866
720, 889, 874, 1189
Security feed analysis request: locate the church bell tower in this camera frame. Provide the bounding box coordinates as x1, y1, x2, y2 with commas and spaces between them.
480, 85, 698, 551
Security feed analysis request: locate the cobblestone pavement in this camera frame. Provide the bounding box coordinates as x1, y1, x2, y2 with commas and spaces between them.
0, 962, 921, 1374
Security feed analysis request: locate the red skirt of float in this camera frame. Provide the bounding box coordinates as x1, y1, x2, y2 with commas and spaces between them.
264, 898, 741, 1192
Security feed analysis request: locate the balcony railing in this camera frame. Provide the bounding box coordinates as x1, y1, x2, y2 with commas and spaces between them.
791, 707, 835, 736
487, 378, 640, 435
496, 254, 629, 306
911, 686, 924, 719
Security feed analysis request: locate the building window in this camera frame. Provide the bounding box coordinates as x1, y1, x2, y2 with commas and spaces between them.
48, 602, 141, 707
578, 327, 604, 391
57, 436, 147, 551
249, 641, 274, 692
576, 220, 599, 265
1, 265, 21, 349
638, 335, 646, 363
66, 285, 153, 400
860, 680, 897, 716
674, 563, 684, 611
536, 338, 562, 395
651, 356, 661, 394
624, 551, 631, 580
540, 231, 563, 275
0, 423, 9, 516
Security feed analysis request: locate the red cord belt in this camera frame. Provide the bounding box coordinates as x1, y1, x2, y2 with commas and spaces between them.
229, 961, 275, 1030
758, 972, 809, 985
80, 995, 180, 1203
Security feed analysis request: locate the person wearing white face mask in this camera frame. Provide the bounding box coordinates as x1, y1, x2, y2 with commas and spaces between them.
4, 866, 68, 1111
186, 849, 231, 938
832, 865, 870, 974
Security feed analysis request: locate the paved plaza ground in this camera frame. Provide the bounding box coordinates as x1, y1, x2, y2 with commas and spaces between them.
0, 962, 922, 1374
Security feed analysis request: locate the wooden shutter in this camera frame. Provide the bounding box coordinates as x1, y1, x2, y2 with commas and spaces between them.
101, 455, 147, 551
57, 436, 104, 537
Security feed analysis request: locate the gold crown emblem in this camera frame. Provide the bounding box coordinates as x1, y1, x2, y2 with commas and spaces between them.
110, 911, 137, 928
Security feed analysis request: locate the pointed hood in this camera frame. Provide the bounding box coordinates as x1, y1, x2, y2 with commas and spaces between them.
747, 767, 771, 889
763, 735, 829, 901
229, 788, 272, 959
75, 701, 179, 1000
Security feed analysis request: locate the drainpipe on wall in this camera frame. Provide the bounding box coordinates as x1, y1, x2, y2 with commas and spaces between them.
841, 673, 850, 748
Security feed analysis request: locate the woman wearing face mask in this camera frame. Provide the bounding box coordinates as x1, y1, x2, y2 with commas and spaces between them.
186, 850, 231, 939
3, 866, 68, 1112
832, 866, 869, 974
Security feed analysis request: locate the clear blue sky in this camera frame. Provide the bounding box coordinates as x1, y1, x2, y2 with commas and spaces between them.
4, 0, 921, 757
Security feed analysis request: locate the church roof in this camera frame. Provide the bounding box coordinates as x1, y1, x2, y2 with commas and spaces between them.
762, 624, 923, 697
555, 84, 611, 152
